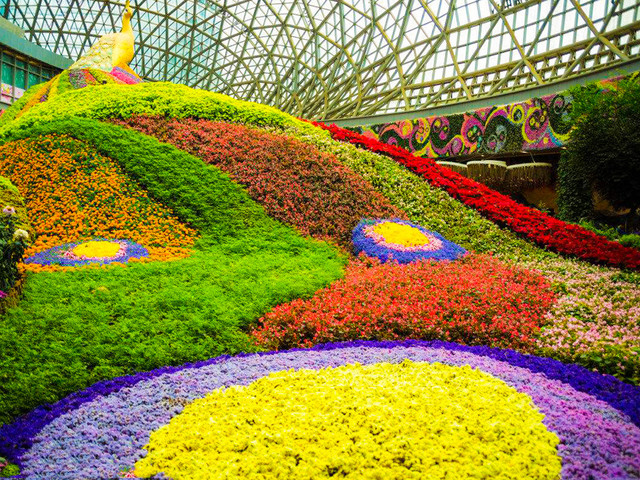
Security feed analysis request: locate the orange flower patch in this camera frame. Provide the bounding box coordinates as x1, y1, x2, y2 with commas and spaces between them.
0, 134, 196, 271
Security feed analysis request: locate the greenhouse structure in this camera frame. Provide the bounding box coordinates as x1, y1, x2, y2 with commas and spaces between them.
0, 0, 639, 478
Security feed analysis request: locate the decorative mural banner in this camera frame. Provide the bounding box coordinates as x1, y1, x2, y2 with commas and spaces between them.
353, 76, 629, 158
355, 94, 573, 157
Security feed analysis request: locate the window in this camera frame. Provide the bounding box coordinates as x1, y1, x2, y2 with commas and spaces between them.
0, 48, 61, 104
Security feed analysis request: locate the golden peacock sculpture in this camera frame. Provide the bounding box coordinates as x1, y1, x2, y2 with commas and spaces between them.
69, 0, 139, 79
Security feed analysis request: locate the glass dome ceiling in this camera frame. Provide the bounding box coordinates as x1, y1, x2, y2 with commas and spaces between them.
2, 0, 639, 119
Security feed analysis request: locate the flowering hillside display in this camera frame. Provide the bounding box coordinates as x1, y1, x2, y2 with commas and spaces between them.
0, 76, 638, 478
312, 121, 640, 270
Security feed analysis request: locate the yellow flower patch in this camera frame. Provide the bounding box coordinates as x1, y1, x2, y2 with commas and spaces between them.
372, 222, 431, 247
72, 240, 121, 258
135, 361, 561, 479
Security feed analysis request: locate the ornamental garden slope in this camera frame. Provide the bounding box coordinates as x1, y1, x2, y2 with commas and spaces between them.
0, 78, 638, 479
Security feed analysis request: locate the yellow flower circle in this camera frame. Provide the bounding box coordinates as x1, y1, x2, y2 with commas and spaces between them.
372, 222, 431, 247
135, 361, 561, 479
72, 240, 121, 258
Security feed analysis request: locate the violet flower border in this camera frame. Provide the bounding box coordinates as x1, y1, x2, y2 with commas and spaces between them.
352, 218, 467, 263
24, 238, 148, 267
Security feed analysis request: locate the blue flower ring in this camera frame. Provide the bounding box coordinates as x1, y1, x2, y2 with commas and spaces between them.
24, 238, 149, 267
352, 218, 466, 263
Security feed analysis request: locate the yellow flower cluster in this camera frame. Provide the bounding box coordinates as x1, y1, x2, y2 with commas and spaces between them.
72, 240, 121, 258
135, 361, 561, 480
372, 222, 430, 247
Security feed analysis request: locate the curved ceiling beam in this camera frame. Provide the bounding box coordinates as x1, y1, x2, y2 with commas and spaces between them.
4, 0, 639, 119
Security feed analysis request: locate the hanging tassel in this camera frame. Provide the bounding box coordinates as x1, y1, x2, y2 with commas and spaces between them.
466, 160, 508, 187
505, 163, 553, 191
436, 161, 468, 177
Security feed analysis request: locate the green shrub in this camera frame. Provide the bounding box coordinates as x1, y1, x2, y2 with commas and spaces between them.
557, 150, 594, 222
619, 234, 640, 250
0, 177, 31, 293
0, 122, 345, 424
559, 77, 640, 221
0, 458, 20, 477
578, 220, 620, 241
0, 82, 325, 139
0, 82, 43, 126
0, 177, 32, 239
578, 220, 640, 250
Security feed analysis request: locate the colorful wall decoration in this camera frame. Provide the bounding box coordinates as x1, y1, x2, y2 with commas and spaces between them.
354, 94, 573, 158
352, 76, 630, 158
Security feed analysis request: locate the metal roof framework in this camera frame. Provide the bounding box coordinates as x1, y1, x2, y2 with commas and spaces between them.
2, 0, 639, 120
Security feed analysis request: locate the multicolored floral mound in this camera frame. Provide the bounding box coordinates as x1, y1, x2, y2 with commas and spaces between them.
353, 218, 466, 263
136, 361, 561, 479
0, 134, 196, 271
252, 254, 555, 351
24, 238, 148, 267
111, 116, 403, 248
312, 121, 640, 270
2, 341, 639, 479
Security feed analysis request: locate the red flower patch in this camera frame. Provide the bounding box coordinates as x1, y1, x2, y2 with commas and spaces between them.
112, 117, 404, 248
311, 121, 640, 270
251, 254, 555, 351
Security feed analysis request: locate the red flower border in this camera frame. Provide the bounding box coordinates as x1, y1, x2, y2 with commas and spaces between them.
310, 121, 640, 270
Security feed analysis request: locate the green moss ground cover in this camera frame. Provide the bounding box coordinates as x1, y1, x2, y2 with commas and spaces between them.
0, 121, 345, 424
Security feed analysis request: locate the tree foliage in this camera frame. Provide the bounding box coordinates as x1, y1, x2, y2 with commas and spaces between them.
559, 77, 640, 221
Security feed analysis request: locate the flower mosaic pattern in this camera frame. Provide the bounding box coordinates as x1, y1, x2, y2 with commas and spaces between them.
24, 239, 148, 267
0, 135, 196, 271
3, 341, 639, 479
353, 218, 466, 263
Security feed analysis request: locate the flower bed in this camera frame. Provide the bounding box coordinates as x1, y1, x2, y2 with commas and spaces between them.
252, 254, 555, 351
0, 134, 196, 270
0, 177, 30, 294
353, 218, 466, 263
2, 341, 638, 479
112, 116, 403, 249
136, 361, 561, 479
527, 258, 640, 384
24, 239, 148, 267
311, 121, 640, 270
0, 121, 346, 426
273, 124, 640, 383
